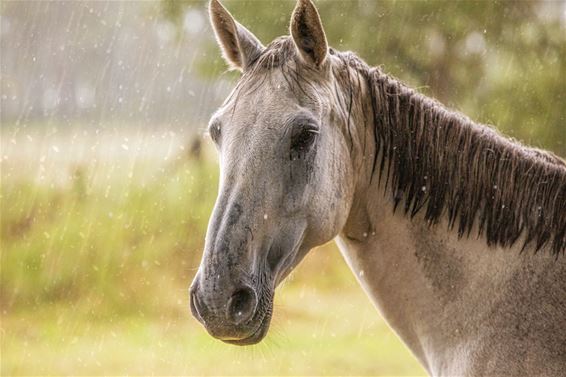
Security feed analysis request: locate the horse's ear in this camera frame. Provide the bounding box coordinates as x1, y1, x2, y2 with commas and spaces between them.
209, 0, 264, 71
290, 0, 328, 68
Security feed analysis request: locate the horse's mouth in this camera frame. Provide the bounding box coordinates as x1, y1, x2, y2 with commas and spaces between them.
220, 313, 270, 346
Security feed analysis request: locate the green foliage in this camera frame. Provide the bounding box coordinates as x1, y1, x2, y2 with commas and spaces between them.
169, 0, 565, 156
1, 159, 218, 316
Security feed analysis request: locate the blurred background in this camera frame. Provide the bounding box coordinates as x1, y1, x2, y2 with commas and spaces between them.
1, 0, 564, 375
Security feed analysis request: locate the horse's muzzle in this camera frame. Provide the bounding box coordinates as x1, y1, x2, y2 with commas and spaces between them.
189, 278, 267, 344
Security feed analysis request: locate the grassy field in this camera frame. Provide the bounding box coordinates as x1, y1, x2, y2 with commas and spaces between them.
0, 126, 425, 375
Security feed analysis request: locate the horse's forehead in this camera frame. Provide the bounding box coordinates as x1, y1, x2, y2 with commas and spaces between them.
219, 78, 301, 128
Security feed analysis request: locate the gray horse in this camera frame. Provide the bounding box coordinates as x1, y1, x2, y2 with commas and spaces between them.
190, 0, 566, 375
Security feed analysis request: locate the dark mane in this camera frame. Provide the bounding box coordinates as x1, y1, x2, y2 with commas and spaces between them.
357, 59, 565, 255
248, 37, 566, 255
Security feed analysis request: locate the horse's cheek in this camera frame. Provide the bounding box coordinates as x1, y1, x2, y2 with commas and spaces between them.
308, 150, 353, 245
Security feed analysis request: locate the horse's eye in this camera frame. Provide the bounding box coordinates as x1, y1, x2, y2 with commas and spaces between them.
291, 126, 318, 153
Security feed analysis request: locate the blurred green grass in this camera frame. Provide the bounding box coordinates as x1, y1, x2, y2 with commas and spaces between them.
0, 128, 425, 375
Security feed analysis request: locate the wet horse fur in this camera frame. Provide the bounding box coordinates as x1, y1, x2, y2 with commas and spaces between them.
190, 1, 566, 375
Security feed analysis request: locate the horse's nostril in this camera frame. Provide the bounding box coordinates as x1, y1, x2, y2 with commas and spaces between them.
227, 286, 257, 325
190, 289, 206, 324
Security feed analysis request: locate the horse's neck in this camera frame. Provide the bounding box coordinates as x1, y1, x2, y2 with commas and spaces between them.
335, 69, 565, 374
337, 177, 566, 375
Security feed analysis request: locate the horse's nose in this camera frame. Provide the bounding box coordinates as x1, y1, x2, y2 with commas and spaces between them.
226, 286, 257, 325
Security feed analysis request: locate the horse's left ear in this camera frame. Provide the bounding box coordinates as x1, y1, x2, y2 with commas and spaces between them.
209, 0, 264, 71
290, 0, 328, 68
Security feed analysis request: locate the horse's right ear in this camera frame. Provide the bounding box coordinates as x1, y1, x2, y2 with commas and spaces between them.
209, 0, 264, 72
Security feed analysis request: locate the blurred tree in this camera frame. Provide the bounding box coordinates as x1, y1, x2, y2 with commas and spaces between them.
162, 0, 565, 156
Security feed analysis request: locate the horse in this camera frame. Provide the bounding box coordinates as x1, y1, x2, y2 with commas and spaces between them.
189, 0, 566, 375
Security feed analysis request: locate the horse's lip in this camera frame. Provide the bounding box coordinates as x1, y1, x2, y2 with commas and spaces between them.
220, 314, 268, 346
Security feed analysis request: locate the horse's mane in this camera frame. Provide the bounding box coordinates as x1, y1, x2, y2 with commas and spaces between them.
248, 37, 566, 255
348, 54, 565, 255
